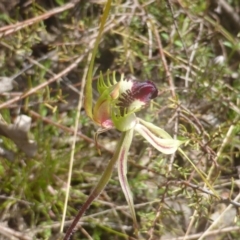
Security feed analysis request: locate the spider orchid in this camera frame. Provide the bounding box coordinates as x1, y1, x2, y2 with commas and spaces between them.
64, 72, 182, 239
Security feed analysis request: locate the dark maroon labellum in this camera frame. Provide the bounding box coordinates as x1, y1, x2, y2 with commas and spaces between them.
131, 81, 158, 102
117, 80, 158, 113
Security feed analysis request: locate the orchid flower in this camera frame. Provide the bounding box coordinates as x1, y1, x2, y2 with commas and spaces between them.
64, 72, 182, 240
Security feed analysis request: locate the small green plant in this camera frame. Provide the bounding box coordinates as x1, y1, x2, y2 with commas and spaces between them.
63, 71, 182, 239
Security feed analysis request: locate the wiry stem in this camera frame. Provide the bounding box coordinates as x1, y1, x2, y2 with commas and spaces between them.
64, 132, 127, 240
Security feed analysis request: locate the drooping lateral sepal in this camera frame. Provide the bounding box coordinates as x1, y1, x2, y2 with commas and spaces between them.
117, 129, 138, 230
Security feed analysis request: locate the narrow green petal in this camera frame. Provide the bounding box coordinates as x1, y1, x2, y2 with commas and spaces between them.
117, 129, 138, 229
135, 123, 182, 154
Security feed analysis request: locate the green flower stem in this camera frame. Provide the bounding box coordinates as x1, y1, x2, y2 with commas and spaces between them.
64, 131, 128, 240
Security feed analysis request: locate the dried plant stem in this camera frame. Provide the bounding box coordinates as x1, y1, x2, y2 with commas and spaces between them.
0, 53, 88, 109
0, 1, 79, 37
184, 21, 203, 88
60, 54, 91, 233
153, 24, 176, 98
184, 124, 236, 239
29, 110, 112, 153
164, 225, 240, 240
198, 192, 240, 240
0, 225, 31, 240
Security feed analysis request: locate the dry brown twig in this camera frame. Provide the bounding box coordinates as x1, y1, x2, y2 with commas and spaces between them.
0, 224, 32, 240
0, 13, 126, 110
0, 53, 87, 109
153, 24, 176, 99
29, 110, 113, 154
0, 1, 80, 38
